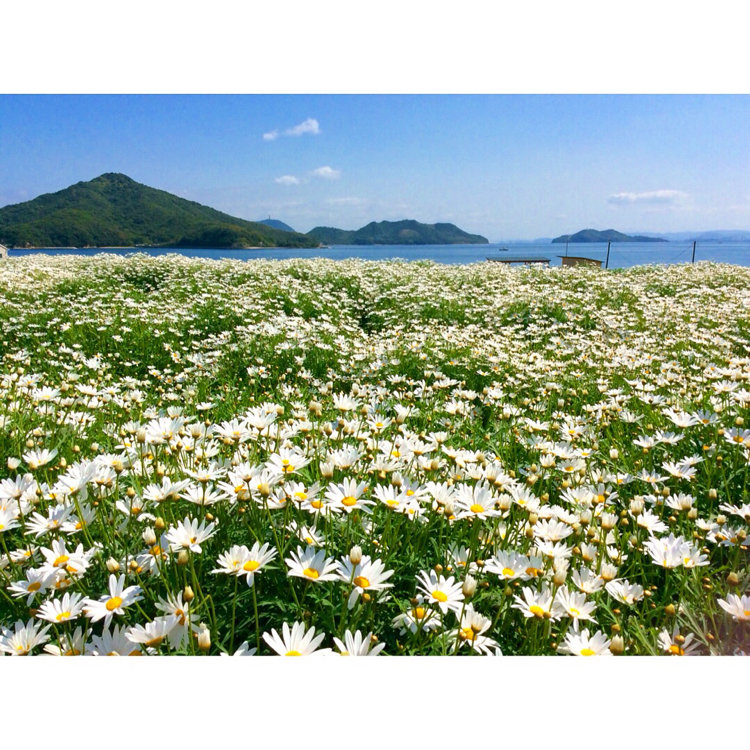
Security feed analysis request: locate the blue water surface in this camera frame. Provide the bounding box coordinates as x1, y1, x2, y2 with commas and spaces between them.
7, 242, 750, 268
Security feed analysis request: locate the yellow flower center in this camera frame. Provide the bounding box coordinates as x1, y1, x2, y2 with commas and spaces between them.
459, 627, 476, 641
529, 605, 545, 617
294, 492, 308, 501
432, 590, 448, 603
311, 500, 324, 509
243, 560, 261, 572
406, 489, 415, 496
341, 495, 357, 507
413, 607, 427, 619
106, 596, 123, 611
470, 504, 485, 514
146, 636, 164, 647
570, 607, 580, 616
150, 545, 162, 556
353, 576, 370, 588
580, 648, 596, 656
56, 611, 72, 621
28, 582, 42, 592
286, 650, 302, 656
303, 567, 320, 579
53, 554, 69, 567
501, 567, 516, 577
668, 644, 684, 655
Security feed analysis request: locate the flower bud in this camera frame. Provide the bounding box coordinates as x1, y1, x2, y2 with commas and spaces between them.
106, 557, 120, 573
142, 528, 157, 546
462, 575, 477, 598
320, 461, 334, 479
629, 498, 644, 516
7, 457, 21, 471
609, 448, 619, 460
708, 488, 717, 500
664, 603, 676, 617
183, 585, 195, 602
154, 517, 166, 531
349, 545, 363, 565
177, 550, 190, 566
198, 626, 211, 652
609, 635, 625, 655
727, 571, 740, 586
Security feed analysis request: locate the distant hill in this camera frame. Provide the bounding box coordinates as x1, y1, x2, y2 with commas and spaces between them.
552, 228, 668, 244
307, 220, 488, 245
646, 230, 750, 243
258, 218, 296, 233
0, 173, 317, 249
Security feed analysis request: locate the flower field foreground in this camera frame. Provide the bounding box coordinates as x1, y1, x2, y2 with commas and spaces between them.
0, 253, 748, 656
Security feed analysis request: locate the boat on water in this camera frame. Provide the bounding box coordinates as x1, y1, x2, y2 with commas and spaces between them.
486, 246, 510, 260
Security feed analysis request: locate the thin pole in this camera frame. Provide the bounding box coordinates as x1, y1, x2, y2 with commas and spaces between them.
691, 240, 696, 263
565, 240, 569, 257
605, 240, 611, 269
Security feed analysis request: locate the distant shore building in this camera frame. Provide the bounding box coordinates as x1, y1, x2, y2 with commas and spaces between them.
558, 255, 602, 268
487, 255, 550, 266
0, 243, 8, 259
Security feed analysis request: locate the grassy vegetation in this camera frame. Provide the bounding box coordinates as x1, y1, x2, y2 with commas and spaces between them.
0, 254, 748, 656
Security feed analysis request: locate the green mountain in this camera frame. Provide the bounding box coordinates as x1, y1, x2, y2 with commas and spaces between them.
258, 218, 296, 233
552, 228, 668, 243
0, 173, 317, 249
307, 220, 488, 245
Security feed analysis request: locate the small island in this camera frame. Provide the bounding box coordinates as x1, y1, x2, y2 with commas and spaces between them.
307, 220, 488, 246
552, 229, 668, 243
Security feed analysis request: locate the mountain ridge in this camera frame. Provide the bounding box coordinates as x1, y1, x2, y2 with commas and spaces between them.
0, 173, 317, 249
552, 228, 668, 244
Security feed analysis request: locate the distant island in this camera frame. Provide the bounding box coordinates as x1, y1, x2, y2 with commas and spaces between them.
552, 229, 668, 244
258, 218, 296, 233
307, 220, 488, 245
0, 173, 317, 249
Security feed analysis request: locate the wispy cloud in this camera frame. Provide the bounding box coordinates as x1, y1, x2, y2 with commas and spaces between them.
263, 118, 321, 141
608, 189, 688, 206
312, 166, 340, 180
275, 175, 301, 185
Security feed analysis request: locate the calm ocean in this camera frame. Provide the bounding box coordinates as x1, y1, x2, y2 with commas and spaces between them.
7, 242, 750, 268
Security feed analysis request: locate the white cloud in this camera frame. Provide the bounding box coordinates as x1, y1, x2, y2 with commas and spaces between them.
608, 189, 688, 206
286, 118, 320, 137
275, 175, 300, 185
312, 166, 341, 179
263, 118, 320, 141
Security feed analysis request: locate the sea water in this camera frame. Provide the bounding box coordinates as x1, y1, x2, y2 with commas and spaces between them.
7, 242, 750, 268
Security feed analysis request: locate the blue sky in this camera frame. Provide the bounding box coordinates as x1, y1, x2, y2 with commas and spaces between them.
1, 95, 749, 240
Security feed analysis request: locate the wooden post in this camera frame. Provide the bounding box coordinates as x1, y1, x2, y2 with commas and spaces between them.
691, 240, 696, 263
605, 240, 611, 269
